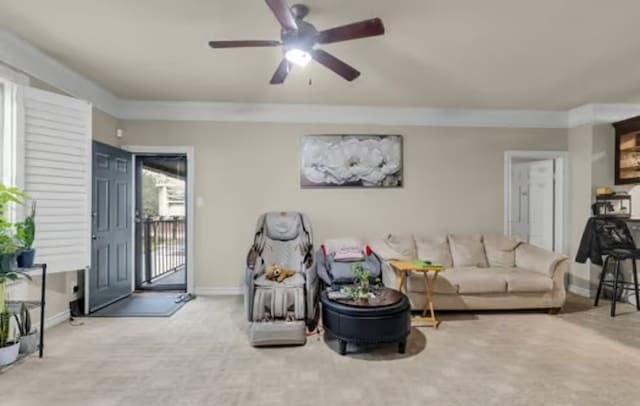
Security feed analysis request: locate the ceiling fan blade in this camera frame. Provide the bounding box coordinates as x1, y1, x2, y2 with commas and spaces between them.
265, 0, 298, 31
209, 40, 281, 48
270, 59, 290, 84
312, 49, 360, 81
316, 18, 385, 44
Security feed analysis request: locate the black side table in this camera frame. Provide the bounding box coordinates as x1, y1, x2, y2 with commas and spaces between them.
321, 287, 411, 355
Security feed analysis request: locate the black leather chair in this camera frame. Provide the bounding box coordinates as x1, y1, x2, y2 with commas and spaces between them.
593, 218, 640, 317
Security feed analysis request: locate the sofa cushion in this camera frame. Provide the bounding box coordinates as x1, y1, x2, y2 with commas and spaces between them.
448, 235, 488, 268
503, 268, 554, 293
415, 235, 453, 267
404, 267, 555, 295
444, 267, 506, 294
483, 234, 522, 268
371, 234, 417, 260
406, 272, 458, 294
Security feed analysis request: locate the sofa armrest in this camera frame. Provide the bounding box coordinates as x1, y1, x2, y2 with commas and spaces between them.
380, 260, 400, 289
515, 244, 568, 278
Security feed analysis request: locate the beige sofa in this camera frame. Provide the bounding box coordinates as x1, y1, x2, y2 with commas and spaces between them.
365, 234, 569, 312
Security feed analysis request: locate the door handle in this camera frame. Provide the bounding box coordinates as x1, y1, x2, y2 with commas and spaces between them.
92, 235, 97, 240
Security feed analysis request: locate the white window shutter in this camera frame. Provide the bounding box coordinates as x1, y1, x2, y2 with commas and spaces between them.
21, 86, 92, 273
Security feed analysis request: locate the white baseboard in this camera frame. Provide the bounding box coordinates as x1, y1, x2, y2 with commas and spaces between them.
568, 284, 592, 298
45, 310, 70, 330
195, 287, 243, 296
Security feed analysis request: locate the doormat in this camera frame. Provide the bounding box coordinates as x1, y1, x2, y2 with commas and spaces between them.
90, 293, 188, 317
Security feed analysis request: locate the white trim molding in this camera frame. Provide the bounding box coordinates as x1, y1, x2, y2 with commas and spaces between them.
0, 30, 119, 116
45, 310, 71, 330
0, 62, 29, 86
195, 287, 243, 296
568, 284, 592, 298
3, 30, 640, 128
567, 103, 640, 128
122, 145, 196, 295
119, 100, 569, 128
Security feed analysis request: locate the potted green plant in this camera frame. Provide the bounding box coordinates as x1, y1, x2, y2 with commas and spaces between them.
16, 201, 36, 268
14, 303, 37, 354
0, 184, 28, 273
0, 230, 20, 273
0, 233, 22, 314
0, 310, 19, 367
0, 184, 29, 312
340, 263, 383, 300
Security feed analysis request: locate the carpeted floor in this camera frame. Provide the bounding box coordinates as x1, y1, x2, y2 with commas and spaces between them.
1, 294, 639, 406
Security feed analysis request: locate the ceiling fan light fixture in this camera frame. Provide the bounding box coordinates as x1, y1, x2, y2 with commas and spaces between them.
285, 48, 311, 67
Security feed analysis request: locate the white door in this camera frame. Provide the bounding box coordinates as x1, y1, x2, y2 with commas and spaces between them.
528, 160, 555, 250
510, 163, 530, 240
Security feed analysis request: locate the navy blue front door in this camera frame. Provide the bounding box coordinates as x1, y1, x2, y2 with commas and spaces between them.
90, 142, 132, 312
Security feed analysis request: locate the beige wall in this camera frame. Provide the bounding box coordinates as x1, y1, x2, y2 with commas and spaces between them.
568, 125, 594, 293
121, 120, 567, 289
92, 108, 121, 147
568, 123, 616, 296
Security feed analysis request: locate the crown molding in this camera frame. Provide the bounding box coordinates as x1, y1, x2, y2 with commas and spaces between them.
2, 30, 640, 129
0, 62, 29, 85
567, 103, 640, 128
0, 30, 119, 116
118, 99, 569, 128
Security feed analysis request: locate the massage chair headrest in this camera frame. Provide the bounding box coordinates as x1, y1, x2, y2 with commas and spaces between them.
263, 212, 304, 241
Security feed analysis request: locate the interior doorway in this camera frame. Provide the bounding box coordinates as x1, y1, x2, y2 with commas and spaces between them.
134, 155, 187, 292
505, 151, 568, 253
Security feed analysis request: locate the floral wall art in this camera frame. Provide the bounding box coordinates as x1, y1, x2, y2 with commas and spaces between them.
300, 135, 403, 187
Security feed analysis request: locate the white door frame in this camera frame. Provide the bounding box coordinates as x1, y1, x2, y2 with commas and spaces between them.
123, 145, 196, 294
504, 150, 569, 254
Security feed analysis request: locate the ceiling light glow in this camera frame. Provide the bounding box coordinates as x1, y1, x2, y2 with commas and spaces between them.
285, 49, 311, 67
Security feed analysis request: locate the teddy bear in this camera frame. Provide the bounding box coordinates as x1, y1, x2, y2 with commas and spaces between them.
265, 264, 297, 282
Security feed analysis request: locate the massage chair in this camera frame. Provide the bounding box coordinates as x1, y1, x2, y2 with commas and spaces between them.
244, 212, 319, 346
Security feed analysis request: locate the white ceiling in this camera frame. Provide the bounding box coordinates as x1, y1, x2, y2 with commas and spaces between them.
1, 0, 640, 110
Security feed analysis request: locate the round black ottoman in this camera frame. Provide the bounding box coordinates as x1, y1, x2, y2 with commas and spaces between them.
321, 288, 411, 355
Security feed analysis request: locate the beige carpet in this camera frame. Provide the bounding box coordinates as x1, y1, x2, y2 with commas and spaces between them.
1, 294, 640, 406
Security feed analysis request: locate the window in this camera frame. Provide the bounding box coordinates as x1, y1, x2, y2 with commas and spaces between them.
0, 80, 4, 182
0, 66, 27, 191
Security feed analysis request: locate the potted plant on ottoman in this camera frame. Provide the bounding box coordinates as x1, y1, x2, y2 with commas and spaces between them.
340, 263, 383, 300
17, 202, 37, 268
0, 310, 19, 367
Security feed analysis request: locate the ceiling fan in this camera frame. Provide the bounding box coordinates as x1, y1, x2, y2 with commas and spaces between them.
208, 0, 385, 84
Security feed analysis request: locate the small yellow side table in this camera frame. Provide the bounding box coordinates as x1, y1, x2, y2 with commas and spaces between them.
389, 260, 446, 328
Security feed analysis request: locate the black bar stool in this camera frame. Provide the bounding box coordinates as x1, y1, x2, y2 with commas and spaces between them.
593, 220, 640, 317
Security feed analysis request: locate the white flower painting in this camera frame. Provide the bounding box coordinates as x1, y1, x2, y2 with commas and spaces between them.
300, 135, 403, 187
